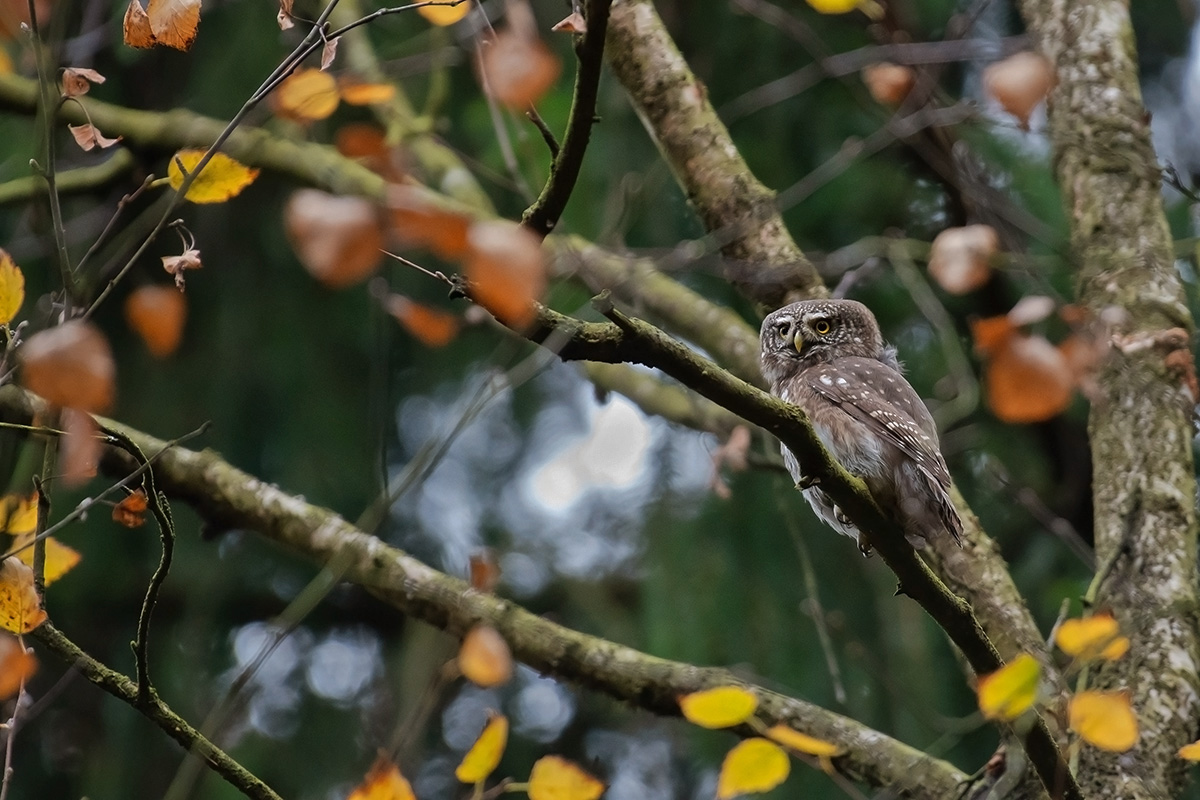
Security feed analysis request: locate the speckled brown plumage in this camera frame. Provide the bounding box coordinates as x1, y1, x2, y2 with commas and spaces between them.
759, 299, 962, 553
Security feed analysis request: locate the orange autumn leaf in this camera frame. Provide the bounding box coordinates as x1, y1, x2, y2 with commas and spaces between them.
339, 79, 397, 106
1069, 690, 1138, 752
21, 320, 115, 413
68, 123, 122, 151
1179, 740, 1200, 761
387, 185, 472, 260
764, 724, 843, 757
418, 0, 469, 25
336, 123, 388, 161
0, 634, 35, 699
928, 225, 997, 295
285, 190, 384, 288
1055, 614, 1129, 661
122, 0, 156, 47
0, 249, 23, 326
468, 550, 500, 592
167, 150, 259, 204
347, 755, 416, 800
479, 28, 561, 110
274, 67, 339, 121
60, 408, 100, 487
13, 533, 80, 585
112, 489, 149, 528
385, 295, 459, 348
679, 686, 758, 729
0, 493, 37, 537
455, 712, 508, 784
464, 220, 546, 329
527, 755, 605, 800
984, 333, 1073, 423
977, 653, 1040, 721
716, 738, 789, 800
970, 315, 1016, 357
862, 63, 914, 107
0, 558, 46, 634
457, 625, 513, 688
147, 0, 201, 50
125, 285, 186, 357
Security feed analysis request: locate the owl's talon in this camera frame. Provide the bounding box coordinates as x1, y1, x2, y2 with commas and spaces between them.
796, 475, 820, 490
858, 541, 873, 558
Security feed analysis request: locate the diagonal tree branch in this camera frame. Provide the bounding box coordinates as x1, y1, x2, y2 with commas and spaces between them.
0, 388, 966, 800
1017, 1, 1200, 796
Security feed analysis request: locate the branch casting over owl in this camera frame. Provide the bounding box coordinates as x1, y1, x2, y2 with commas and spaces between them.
759, 300, 963, 555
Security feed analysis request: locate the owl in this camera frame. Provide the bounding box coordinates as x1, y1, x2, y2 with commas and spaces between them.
759, 299, 962, 553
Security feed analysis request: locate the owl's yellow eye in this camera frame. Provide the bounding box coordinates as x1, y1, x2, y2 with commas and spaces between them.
775, 322, 790, 340
812, 319, 832, 335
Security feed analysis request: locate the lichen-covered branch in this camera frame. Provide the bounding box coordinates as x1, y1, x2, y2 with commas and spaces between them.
32, 623, 282, 800
0, 390, 966, 799
1017, 2, 1200, 797
605, 0, 826, 307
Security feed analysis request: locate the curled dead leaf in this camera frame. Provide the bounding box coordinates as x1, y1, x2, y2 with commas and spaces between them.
68, 123, 122, 151
285, 190, 384, 288
162, 249, 202, 290
61, 67, 105, 97
113, 488, 149, 528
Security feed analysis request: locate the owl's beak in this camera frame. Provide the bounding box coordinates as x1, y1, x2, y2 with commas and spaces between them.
792, 331, 805, 354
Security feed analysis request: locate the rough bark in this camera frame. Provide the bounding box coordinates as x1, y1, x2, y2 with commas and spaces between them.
605, 0, 827, 307
1017, 2, 1200, 797
0, 387, 966, 800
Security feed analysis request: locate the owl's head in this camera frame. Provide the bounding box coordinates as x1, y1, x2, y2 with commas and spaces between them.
759, 299, 887, 386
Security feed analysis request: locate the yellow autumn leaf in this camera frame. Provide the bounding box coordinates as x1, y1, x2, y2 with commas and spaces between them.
716, 738, 790, 800
0, 493, 37, 536
339, 80, 397, 106
764, 724, 843, 757
0, 558, 46, 634
805, 0, 861, 12
455, 713, 508, 784
527, 755, 605, 800
347, 756, 416, 800
458, 625, 513, 688
0, 250, 24, 326
679, 686, 758, 729
1069, 690, 1138, 752
1179, 740, 1200, 760
12, 534, 80, 586
167, 151, 259, 204
418, 1, 469, 25
1055, 614, 1129, 661
977, 653, 1040, 720
274, 67, 339, 121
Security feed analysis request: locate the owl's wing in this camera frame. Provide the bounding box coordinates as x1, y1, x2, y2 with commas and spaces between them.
804, 358, 952, 489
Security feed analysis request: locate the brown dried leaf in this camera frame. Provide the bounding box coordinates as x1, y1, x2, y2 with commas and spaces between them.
0, 635, 35, 700
551, 10, 586, 34
862, 62, 914, 107
68, 123, 122, 152
458, 625, 513, 687
146, 0, 200, 50
928, 225, 997, 295
985, 333, 1073, 423
387, 184, 471, 260
983, 51, 1054, 129
123, 0, 155, 48
468, 550, 500, 592
285, 189, 384, 288
320, 37, 338, 70
385, 295, 459, 347
276, 0, 294, 29
61, 67, 105, 97
479, 28, 561, 110
463, 220, 545, 328
60, 408, 99, 487
112, 488, 149, 528
21, 320, 115, 412
161, 249, 202, 290
125, 285, 186, 357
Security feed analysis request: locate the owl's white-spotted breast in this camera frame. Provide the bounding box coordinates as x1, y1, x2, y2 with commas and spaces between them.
759, 299, 962, 552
